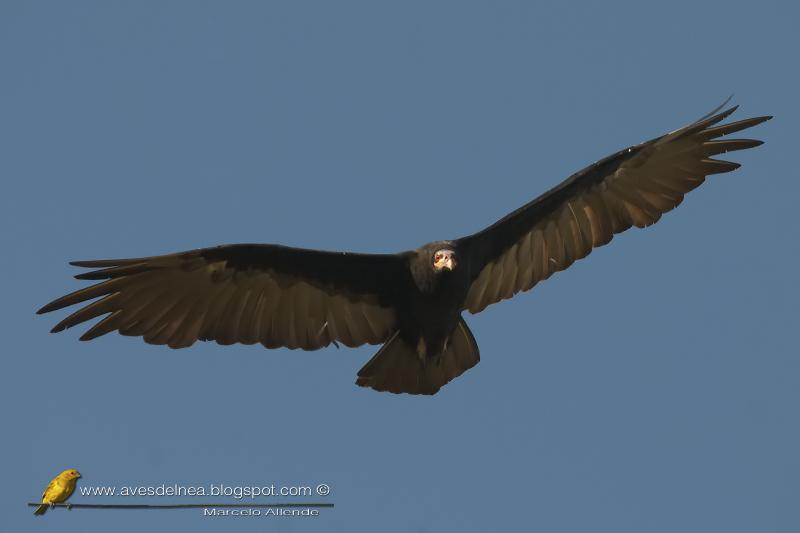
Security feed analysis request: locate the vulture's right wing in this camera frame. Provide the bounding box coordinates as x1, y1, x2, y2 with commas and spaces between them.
38, 244, 408, 350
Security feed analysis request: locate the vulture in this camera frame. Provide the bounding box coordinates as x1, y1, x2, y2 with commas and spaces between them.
38, 103, 770, 395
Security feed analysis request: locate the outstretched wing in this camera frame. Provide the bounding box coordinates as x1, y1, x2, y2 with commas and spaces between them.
38, 244, 407, 350
458, 105, 771, 314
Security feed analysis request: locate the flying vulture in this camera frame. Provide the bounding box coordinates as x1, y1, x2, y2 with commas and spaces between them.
38, 103, 770, 395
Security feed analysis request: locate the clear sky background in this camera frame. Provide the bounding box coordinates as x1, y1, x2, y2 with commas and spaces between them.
2, 1, 797, 532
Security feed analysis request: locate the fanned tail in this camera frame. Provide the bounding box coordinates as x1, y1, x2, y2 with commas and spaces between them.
356, 318, 480, 395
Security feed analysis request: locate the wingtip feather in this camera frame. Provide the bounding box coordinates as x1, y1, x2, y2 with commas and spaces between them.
70, 260, 100, 267
69, 258, 141, 268
37, 302, 59, 315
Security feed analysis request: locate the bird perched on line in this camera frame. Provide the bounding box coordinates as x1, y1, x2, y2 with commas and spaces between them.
34, 469, 81, 515
38, 102, 770, 395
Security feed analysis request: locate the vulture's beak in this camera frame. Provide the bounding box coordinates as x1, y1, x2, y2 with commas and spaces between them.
434, 253, 456, 271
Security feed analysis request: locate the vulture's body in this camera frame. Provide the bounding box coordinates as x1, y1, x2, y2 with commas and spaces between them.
38, 104, 771, 394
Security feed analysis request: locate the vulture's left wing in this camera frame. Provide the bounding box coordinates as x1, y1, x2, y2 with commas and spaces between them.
457, 105, 770, 314
38, 244, 407, 350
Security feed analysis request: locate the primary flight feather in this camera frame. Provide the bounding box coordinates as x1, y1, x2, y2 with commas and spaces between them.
38, 104, 770, 395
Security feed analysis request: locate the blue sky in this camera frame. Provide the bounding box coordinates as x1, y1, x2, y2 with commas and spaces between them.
2, 1, 797, 532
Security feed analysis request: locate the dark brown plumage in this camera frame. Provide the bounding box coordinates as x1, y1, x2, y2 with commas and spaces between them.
38, 104, 770, 395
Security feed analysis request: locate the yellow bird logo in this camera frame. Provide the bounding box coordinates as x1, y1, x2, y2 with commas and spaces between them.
34, 469, 82, 515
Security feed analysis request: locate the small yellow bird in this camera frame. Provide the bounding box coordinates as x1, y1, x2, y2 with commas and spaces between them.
34, 469, 81, 515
